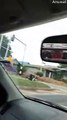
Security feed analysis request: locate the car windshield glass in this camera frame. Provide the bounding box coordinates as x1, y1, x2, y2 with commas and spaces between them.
1, 18, 67, 107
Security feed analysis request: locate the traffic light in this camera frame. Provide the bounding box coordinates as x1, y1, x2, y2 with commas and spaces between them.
11, 35, 15, 41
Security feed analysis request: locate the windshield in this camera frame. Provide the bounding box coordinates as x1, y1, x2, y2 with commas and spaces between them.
1, 18, 67, 107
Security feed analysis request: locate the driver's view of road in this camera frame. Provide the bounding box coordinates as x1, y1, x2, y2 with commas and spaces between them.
1, 18, 67, 109
1, 0, 67, 119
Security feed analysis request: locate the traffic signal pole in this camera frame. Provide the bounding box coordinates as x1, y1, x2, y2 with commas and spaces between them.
4, 40, 10, 60
11, 35, 26, 66
0, 35, 3, 50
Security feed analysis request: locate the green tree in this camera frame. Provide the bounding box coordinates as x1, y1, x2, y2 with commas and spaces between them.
53, 70, 62, 80
22, 66, 27, 74
17, 63, 21, 73
59, 64, 67, 68
17, 63, 27, 75
36, 71, 43, 77
0, 35, 12, 58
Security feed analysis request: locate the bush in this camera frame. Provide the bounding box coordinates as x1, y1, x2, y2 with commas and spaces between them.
36, 71, 43, 77
17, 63, 27, 75
22, 66, 27, 73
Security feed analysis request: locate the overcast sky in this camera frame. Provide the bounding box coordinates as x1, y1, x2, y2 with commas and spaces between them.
4, 17, 67, 66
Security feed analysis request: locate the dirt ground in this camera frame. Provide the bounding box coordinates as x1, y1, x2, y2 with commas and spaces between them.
36, 76, 67, 87
20, 89, 67, 96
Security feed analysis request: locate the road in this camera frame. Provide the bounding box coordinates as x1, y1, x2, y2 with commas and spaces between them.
34, 95, 67, 106
38, 81, 67, 94
34, 82, 67, 106
20, 81, 67, 107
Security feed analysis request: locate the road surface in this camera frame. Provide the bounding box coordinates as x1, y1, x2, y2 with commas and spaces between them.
20, 81, 67, 106
40, 81, 67, 94
34, 82, 67, 106
34, 95, 67, 106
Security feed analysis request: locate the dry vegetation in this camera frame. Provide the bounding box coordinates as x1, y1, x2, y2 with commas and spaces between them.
36, 76, 67, 87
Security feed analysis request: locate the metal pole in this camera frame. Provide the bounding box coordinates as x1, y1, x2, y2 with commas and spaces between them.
14, 36, 26, 66
11, 35, 27, 67
22, 45, 26, 66
4, 39, 11, 60
0, 35, 3, 50
0, 35, 3, 59
4, 43, 9, 60
15, 36, 26, 46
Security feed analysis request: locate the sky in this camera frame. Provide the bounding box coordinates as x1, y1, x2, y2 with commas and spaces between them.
4, 17, 67, 66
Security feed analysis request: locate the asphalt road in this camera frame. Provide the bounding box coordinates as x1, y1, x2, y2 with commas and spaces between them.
34, 95, 67, 106
21, 81, 67, 107
38, 81, 67, 94
33, 82, 67, 106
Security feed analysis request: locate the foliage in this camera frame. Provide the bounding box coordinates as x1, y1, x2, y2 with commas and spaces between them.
22, 66, 27, 73
52, 70, 67, 83
59, 64, 67, 68
17, 63, 27, 74
53, 70, 62, 80
0, 35, 12, 58
17, 63, 21, 73
36, 71, 43, 77
57, 64, 67, 82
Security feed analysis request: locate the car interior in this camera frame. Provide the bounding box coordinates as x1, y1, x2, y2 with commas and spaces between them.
0, 0, 67, 120
0, 0, 67, 33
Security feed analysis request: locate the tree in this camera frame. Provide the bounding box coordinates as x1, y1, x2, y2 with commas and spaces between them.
17, 63, 27, 75
36, 71, 43, 77
53, 70, 62, 80
0, 35, 12, 58
17, 63, 21, 73
21, 66, 27, 74
59, 64, 67, 68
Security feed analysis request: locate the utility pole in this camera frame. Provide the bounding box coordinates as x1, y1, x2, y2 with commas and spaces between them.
0, 35, 3, 59
11, 35, 27, 65
11, 35, 26, 46
4, 39, 11, 60
0, 35, 3, 50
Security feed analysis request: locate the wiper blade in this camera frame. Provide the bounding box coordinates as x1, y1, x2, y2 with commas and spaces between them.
25, 96, 67, 113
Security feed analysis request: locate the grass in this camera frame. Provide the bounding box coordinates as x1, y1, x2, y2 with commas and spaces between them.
9, 74, 49, 90
37, 76, 67, 87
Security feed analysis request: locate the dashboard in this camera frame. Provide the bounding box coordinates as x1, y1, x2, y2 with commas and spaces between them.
1, 98, 67, 120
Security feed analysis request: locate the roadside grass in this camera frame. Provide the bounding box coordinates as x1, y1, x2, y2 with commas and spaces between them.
10, 74, 49, 90
37, 76, 67, 87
